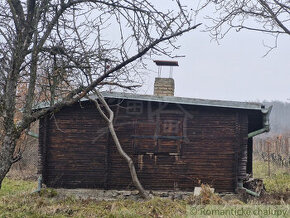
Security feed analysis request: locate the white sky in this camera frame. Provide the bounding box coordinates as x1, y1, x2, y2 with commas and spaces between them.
138, 2, 290, 102
140, 29, 290, 102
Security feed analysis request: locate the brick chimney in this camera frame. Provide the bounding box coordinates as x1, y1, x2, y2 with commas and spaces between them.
154, 78, 175, 96
153, 60, 178, 97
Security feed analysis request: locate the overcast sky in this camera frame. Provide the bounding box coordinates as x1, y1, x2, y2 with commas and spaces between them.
140, 30, 289, 102
138, 3, 290, 103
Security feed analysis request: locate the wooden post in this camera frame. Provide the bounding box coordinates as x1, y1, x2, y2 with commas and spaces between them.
247, 138, 253, 175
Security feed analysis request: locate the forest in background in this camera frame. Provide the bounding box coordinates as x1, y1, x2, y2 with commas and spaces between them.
263, 101, 290, 135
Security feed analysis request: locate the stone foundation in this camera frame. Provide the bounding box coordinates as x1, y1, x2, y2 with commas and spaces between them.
56, 189, 195, 201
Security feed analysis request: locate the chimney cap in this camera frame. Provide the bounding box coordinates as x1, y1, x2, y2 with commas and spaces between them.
153, 60, 179, 66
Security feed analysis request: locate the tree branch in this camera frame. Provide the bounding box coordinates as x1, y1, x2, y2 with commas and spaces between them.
258, 0, 290, 35
87, 90, 150, 199
17, 23, 201, 134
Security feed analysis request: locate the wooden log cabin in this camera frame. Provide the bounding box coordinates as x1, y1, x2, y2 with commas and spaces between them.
37, 90, 271, 193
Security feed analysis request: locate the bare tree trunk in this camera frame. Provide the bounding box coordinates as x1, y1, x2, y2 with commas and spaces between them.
107, 122, 149, 199
0, 134, 16, 188
87, 92, 149, 199
0, 0, 200, 190
0, 63, 21, 188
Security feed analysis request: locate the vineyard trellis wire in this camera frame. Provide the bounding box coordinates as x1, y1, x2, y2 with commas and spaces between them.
254, 134, 290, 168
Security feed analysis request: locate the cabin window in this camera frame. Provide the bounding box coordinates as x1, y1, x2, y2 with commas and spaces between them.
161, 120, 180, 135
158, 119, 182, 153
133, 121, 157, 153
126, 101, 143, 115
133, 116, 183, 154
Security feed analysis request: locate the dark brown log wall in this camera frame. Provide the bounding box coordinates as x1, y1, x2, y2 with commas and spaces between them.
39, 103, 108, 188
39, 99, 249, 192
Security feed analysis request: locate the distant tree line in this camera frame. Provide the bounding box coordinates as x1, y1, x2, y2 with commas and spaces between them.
263, 101, 290, 135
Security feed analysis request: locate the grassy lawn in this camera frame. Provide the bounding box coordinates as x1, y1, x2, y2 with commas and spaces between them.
0, 178, 36, 197
0, 181, 187, 217
253, 160, 290, 193
0, 160, 288, 217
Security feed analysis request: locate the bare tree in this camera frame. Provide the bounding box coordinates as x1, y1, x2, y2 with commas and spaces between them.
87, 91, 149, 199
202, 0, 289, 52
0, 0, 201, 188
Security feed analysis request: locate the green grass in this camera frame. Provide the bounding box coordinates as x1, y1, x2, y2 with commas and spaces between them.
0, 162, 289, 217
253, 160, 290, 193
0, 186, 187, 217
0, 177, 36, 197
0, 179, 187, 217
